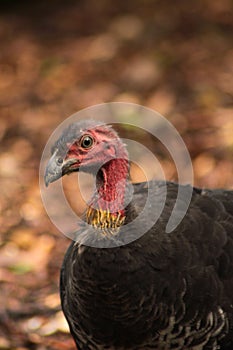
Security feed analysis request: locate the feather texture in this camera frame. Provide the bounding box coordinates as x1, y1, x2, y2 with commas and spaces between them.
45, 121, 233, 349
60, 182, 233, 349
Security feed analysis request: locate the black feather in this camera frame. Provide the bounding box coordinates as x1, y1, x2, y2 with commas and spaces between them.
60, 181, 233, 349
47, 120, 233, 349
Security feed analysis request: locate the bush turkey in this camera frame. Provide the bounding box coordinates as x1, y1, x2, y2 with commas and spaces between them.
44, 120, 233, 350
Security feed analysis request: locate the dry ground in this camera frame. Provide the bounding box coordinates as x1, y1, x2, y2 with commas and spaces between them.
0, 1, 232, 349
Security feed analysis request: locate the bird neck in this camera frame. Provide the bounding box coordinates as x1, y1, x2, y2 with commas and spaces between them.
86, 157, 129, 234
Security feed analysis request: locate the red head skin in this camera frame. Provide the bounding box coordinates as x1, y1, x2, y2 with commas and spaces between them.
64, 125, 129, 220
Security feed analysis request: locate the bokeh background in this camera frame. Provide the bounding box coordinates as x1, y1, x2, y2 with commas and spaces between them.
0, 0, 232, 349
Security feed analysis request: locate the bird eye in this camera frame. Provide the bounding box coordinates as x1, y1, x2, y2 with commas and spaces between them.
80, 135, 94, 149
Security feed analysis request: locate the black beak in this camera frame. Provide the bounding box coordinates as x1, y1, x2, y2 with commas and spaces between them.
44, 152, 80, 187
44, 152, 63, 187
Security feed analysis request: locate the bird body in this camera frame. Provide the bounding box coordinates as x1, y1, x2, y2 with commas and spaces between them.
45, 120, 233, 349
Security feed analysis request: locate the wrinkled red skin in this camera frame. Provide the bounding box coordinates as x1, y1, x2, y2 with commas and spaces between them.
64, 128, 129, 216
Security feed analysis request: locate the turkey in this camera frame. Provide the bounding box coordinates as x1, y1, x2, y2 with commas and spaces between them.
44, 120, 233, 350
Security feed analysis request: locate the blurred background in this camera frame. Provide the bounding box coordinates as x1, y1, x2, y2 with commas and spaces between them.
0, 0, 232, 349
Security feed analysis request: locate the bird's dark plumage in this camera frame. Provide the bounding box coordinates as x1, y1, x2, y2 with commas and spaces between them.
45, 120, 233, 349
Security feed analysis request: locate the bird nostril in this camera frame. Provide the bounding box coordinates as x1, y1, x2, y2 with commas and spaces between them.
57, 157, 63, 165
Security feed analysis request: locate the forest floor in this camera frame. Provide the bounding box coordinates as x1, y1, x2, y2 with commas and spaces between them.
0, 1, 232, 349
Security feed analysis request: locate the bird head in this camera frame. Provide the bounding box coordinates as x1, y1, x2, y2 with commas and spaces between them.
44, 120, 129, 187
44, 120, 130, 233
